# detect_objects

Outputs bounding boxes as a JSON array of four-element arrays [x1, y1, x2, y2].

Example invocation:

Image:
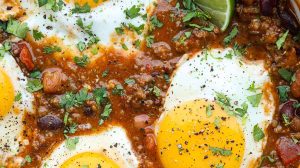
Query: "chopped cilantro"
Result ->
[[43, 45, 61, 54], [99, 103, 112, 125], [124, 5, 141, 19], [282, 114, 291, 126], [150, 15, 163, 30], [214, 117, 220, 128], [127, 23, 144, 35], [125, 78, 135, 85], [183, 11, 210, 22], [233, 43, 246, 57], [146, 35, 154, 48], [247, 81, 259, 92], [206, 105, 212, 117], [134, 39, 141, 49], [6, 18, 29, 39], [76, 18, 93, 36], [76, 41, 86, 52], [60, 88, 92, 109], [223, 26, 238, 45], [153, 86, 161, 97], [253, 124, 265, 142], [93, 87, 108, 105], [26, 79, 43, 93], [24, 155, 32, 163], [102, 69, 109, 77], [234, 102, 248, 117], [65, 137, 79, 150], [278, 68, 293, 82], [209, 147, 232, 156], [87, 36, 100, 47], [32, 29, 45, 41], [115, 27, 124, 35], [74, 55, 89, 67], [0, 41, 11, 58], [72, 3, 91, 13], [247, 93, 262, 107], [277, 85, 290, 103], [112, 84, 124, 96], [215, 92, 231, 107], [276, 30, 289, 50], [14, 92, 22, 102], [121, 43, 128, 50]]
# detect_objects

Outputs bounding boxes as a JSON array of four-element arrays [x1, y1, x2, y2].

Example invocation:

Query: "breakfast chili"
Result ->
[[0, 0, 299, 167]]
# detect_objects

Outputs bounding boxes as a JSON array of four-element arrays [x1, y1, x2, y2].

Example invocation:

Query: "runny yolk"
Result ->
[[0, 68, 14, 117], [156, 99, 245, 168], [60, 152, 119, 168], [65, 0, 105, 8]]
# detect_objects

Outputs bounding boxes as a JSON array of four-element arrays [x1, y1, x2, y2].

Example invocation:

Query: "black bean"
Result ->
[[278, 10, 299, 35], [296, 48, 300, 57], [260, 0, 276, 16], [37, 115, 64, 130], [279, 100, 297, 120], [295, 107, 300, 118], [83, 105, 93, 116]]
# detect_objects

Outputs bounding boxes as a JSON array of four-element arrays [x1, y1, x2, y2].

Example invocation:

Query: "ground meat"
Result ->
[[236, 4, 260, 21], [42, 68, 68, 94], [151, 42, 173, 60]]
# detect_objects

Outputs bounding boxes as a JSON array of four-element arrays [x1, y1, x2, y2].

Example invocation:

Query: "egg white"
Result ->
[[42, 126, 139, 168], [157, 48, 276, 167], [0, 51, 34, 164], [20, 0, 155, 51]]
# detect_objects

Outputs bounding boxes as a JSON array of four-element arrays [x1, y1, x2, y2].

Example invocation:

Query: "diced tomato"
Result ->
[[18, 43, 35, 71], [276, 136, 300, 165]]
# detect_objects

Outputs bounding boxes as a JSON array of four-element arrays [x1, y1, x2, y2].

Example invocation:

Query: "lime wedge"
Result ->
[[194, 0, 235, 31]]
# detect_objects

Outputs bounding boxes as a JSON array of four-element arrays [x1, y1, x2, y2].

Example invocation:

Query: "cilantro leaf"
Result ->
[[26, 79, 43, 93], [278, 68, 293, 82], [0, 41, 11, 58], [14, 92, 22, 102], [112, 84, 124, 96], [74, 55, 89, 67], [99, 103, 112, 125], [223, 26, 238, 45], [209, 147, 232, 156], [253, 124, 265, 142], [93, 87, 108, 105], [277, 85, 290, 103], [6, 18, 29, 39], [146, 35, 154, 48], [247, 93, 262, 107], [124, 78, 135, 85], [150, 15, 163, 30], [72, 3, 91, 13], [276, 30, 289, 50], [124, 5, 141, 19], [153, 86, 161, 97], [32, 29, 45, 41], [43, 45, 61, 54], [65, 137, 79, 150], [76, 41, 86, 52], [206, 105, 212, 117]]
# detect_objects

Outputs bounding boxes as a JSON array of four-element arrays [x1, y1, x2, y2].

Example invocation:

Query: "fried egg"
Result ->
[[0, 50, 34, 164], [42, 126, 139, 168], [20, 0, 155, 54], [155, 48, 276, 168]]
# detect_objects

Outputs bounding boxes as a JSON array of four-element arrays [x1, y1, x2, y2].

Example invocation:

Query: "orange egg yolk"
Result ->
[[60, 152, 119, 168], [65, 0, 105, 8], [0, 68, 14, 117], [156, 99, 245, 168]]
